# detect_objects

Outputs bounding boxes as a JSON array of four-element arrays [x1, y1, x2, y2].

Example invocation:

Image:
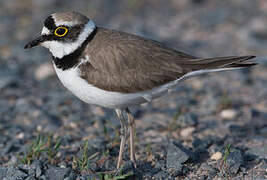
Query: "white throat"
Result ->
[[41, 20, 95, 59]]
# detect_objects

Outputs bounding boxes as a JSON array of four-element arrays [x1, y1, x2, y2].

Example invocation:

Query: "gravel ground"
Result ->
[[0, 0, 266, 179]]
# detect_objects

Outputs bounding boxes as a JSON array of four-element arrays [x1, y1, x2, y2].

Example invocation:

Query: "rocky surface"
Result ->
[[0, 0, 266, 179]]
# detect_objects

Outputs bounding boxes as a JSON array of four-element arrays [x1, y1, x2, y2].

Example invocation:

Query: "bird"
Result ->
[[24, 11, 257, 169]]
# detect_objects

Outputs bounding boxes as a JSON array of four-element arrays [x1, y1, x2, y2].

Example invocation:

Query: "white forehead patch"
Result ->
[[55, 21, 79, 27], [41, 27, 50, 35], [40, 20, 96, 59]]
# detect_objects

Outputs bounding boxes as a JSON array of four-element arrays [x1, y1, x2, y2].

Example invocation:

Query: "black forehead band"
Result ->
[[44, 15, 57, 30]]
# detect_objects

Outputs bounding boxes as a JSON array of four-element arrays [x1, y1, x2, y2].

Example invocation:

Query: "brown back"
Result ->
[[79, 28, 255, 93]]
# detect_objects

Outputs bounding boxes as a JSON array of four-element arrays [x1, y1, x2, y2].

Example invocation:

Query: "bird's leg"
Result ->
[[115, 109, 128, 169], [126, 108, 137, 168]]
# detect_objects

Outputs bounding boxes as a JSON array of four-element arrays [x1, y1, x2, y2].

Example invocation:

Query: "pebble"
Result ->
[[220, 109, 237, 119], [0, 167, 7, 179], [200, 163, 218, 178], [177, 114, 198, 128], [120, 161, 135, 177], [0, 67, 18, 90], [16, 132, 25, 139], [228, 124, 247, 136], [180, 127, 196, 137], [2, 140, 20, 154], [246, 146, 267, 159], [25, 176, 36, 180], [34, 62, 54, 80], [5, 166, 28, 180], [166, 142, 191, 175], [45, 167, 71, 180], [210, 152, 222, 160], [222, 150, 244, 175]]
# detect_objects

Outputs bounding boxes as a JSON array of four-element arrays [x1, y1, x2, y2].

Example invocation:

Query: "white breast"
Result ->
[[53, 63, 151, 109]]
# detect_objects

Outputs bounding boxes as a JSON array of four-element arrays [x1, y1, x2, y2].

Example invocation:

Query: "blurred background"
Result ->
[[0, 0, 266, 179]]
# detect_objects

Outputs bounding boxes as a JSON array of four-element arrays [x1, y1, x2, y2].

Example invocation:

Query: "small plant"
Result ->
[[98, 169, 133, 180], [20, 135, 47, 165], [223, 144, 232, 164], [219, 144, 232, 179], [19, 133, 61, 165], [72, 141, 100, 173], [46, 135, 61, 164], [102, 149, 110, 157], [167, 110, 182, 132], [145, 143, 152, 156], [73, 141, 90, 172]]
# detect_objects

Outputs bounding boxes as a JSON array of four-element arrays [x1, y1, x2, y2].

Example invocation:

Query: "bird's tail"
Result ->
[[187, 55, 257, 70], [180, 55, 257, 80]]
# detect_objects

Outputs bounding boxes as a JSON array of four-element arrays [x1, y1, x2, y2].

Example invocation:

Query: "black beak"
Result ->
[[24, 35, 46, 49]]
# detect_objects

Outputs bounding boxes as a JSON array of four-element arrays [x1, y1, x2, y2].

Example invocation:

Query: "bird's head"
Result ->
[[24, 11, 96, 59]]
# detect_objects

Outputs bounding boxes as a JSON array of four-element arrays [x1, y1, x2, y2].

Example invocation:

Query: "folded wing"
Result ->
[[79, 28, 256, 93]]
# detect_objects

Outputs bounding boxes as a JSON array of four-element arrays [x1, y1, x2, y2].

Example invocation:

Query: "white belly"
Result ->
[[53, 63, 165, 109]]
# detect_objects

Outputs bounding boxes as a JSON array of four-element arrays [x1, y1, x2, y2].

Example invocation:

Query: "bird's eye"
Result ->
[[54, 27, 68, 37]]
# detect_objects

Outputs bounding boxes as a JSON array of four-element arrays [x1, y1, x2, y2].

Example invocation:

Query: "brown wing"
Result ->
[[79, 27, 256, 93]]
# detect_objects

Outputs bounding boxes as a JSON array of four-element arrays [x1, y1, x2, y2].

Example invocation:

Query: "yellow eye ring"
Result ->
[[54, 27, 68, 37]]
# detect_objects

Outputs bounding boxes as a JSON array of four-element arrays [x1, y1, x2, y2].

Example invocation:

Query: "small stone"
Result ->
[[28, 168, 36, 177], [69, 122, 77, 129], [228, 124, 247, 136], [9, 155, 17, 165], [83, 174, 100, 180], [34, 62, 54, 80], [120, 161, 135, 177], [193, 136, 218, 151], [200, 163, 218, 178], [59, 162, 67, 168], [37, 125, 42, 132], [153, 171, 169, 179], [208, 144, 222, 155], [6, 166, 28, 179], [2, 140, 20, 154], [66, 171, 76, 180], [260, 127, 267, 135], [222, 150, 244, 175], [166, 142, 191, 175], [16, 132, 25, 139], [167, 142, 190, 167], [251, 109, 261, 117], [210, 152, 222, 160], [36, 165, 42, 178], [89, 162, 100, 172], [45, 167, 71, 180], [39, 175, 47, 180], [246, 146, 267, 159], [220, 109, 237, 119], [25, 176, 36, 180], [177, 114, 198, 128], [0, 167, 7, 179], [180, 127, 195, 137], [0, 67, 18, 90], [30, 160, 42, 178]]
